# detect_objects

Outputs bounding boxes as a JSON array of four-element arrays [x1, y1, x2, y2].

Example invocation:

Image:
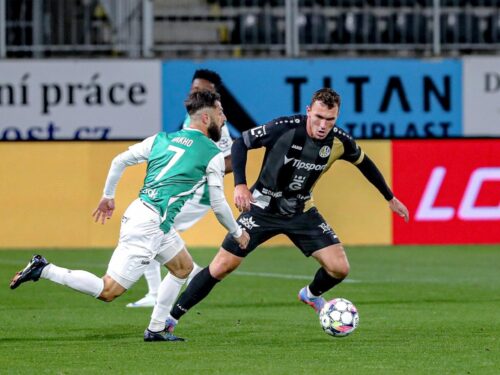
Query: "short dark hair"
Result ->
[[184, 90, 221, 115], [310, 88, 341, 109], [192, 69, 222, 91]]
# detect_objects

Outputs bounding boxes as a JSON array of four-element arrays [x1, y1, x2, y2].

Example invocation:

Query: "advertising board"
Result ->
[[0, 60, 162, 140], [392, 140, 500, 244]]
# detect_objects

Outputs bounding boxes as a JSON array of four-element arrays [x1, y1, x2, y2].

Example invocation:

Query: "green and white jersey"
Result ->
[[130, 129, 223, 233], [102, 128, 241, 237], [183, 114, 232, 205]]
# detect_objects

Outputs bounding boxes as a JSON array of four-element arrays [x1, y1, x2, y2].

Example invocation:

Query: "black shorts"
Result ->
[[222, 206, 340, 258]]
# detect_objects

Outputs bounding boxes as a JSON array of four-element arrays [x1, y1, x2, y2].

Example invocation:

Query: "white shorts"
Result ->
[[106, 198, 185, 289], [174, 190, 210, 232]]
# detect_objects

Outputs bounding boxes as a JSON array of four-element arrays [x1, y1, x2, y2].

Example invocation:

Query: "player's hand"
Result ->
[[234, 229, 250, 250], [389, 197, 409, 223], [92, 197, 115, 224], [234, 184, 255, 212]]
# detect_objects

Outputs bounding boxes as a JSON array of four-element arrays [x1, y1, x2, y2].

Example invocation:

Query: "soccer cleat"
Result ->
[[126, 294, 157, 308], [165, 317, 178, 333], [298, 286, 326, 314], [10, 255, 49, 290], [143, 329, 185, 342]]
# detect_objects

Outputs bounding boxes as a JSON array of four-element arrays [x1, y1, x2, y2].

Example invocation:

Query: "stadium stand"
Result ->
[[2, 0, 500, 58]]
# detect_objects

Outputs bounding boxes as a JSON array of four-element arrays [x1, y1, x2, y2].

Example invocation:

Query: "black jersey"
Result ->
[[242, 115, 365, 216]]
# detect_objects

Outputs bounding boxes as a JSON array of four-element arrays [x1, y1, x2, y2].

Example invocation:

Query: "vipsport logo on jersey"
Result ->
[[239, 216, 260, 230], [284, 156, 326, 171]]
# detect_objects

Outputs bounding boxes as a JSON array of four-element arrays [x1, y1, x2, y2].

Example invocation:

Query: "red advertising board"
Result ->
[[392, 140, 500, 244]]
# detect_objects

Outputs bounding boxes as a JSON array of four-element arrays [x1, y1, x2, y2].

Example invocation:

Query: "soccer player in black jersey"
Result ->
[[164, 88, 409, 334]]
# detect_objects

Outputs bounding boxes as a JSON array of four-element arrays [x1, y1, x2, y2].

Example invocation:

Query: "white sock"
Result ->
[[41, 264, 104, 298], [144, 260, 161, 296], [186, 262, 203, 285], [148, 273, 187, 332], [306, 286, 320, 299]]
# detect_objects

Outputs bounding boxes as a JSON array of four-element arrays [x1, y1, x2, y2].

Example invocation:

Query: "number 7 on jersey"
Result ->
[[154, 145, 185, 181]]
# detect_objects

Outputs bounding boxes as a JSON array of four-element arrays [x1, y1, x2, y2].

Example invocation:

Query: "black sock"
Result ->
[[170, 267, 220, 320], [308, 267, 343, 296]]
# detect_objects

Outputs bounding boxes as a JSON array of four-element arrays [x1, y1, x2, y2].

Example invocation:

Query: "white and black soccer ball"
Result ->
[[319, 298, 359, 337]]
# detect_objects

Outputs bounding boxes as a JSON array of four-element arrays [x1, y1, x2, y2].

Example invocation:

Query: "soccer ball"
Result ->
[[319, 298, 359, 337]]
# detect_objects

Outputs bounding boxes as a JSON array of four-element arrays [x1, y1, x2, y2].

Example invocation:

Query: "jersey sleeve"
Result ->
[[242, 116, 298, 149], [127, 134, 157, 162], [336, 129, 365, 165], [206, 152, 226, 187], [102, 134, 157, 198]]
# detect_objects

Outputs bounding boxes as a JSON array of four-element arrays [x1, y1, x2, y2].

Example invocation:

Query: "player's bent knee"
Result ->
[[98, 295, 114, 303], [331, 264, 350, 280], [324, 260, 350, 280], [98, 290, 119, 302], [172, 263, 193, 279], [209, 248, 242, 279], [98, 275, 126, 302], [166, 249, 194, 279]]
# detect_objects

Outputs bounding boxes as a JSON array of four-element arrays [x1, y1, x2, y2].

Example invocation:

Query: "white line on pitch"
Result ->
[[0, 258, 359, 283]]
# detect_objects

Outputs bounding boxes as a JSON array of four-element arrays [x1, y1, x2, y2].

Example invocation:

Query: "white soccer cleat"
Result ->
[[126, 294, 157, 308]]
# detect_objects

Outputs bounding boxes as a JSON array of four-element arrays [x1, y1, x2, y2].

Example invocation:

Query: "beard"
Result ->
[[207, 121, 222, 142]]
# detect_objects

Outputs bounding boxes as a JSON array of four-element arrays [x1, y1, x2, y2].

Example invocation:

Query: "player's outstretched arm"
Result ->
[[93, 136, 154, 224], [389, 197, 409, 223], [92, 197, 115, 224]]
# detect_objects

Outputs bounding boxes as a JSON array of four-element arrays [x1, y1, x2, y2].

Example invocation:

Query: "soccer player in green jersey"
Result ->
[[10, 90, 250, 342], [126, 69, 235, 308]]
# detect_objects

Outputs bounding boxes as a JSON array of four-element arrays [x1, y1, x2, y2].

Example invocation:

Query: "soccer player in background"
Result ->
[[164, 88, 409, 336], [126, 69, 235, 308], [9, 90, 249, 342]]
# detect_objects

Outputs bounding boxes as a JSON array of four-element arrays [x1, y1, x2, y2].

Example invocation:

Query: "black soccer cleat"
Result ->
[[9, 255, 49, 290], [143, 329, 185, 342]]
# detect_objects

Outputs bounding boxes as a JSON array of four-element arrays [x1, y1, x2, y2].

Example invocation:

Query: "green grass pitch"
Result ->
[[1, 245, 499, 374]]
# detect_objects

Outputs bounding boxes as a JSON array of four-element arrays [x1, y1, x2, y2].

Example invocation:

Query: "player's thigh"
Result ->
[[106, 199, 163, 290], [285, 208, 341, 257], [221, 208, 280, 257], [155, 228, 192, 278]]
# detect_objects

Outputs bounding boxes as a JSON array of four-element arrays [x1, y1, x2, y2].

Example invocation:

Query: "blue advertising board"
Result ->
[[162, 59, 462, 138]]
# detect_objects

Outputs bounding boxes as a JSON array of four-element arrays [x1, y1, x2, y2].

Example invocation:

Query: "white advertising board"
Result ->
[[463, 56, 500, 136], [0, 60, 161, 140]]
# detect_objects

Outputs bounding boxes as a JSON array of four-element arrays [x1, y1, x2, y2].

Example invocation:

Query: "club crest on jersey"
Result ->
[[319, 146, 331, 158], [239, 216, 260, 230], [218, 136, 230, 150], [250, 126, 266, 138]]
